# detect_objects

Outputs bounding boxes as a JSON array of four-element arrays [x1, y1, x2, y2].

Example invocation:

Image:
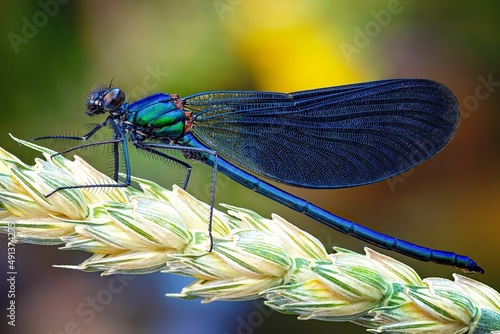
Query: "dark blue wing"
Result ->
[[182, 79, 459, 188]]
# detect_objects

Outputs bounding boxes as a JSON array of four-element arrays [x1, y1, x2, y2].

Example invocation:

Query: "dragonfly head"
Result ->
[[85, 87, 125, 116]]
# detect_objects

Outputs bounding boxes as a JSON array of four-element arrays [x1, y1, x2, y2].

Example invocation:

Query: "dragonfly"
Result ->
[[30, 78, 483, 273]]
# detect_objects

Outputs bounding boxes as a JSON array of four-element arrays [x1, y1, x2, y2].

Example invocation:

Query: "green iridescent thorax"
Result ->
[[127, 93, 186, 139]]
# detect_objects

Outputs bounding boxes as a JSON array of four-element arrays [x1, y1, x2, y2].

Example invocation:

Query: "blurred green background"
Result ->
[[1, 1, 499, 333]]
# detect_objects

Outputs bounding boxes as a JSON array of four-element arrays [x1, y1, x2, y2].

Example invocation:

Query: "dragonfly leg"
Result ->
[[27, 119, 118, 165], [112, 137, 120, 182], [49, 138, 123, 158], [135, 141, 218, 251], [27, 120, 109, 142], [30, 122, 132, 197], [131, 141, 193, 190], [207, 151, 218, 251]]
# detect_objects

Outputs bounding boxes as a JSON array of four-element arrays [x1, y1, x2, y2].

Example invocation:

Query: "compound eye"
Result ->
[[102, 88, 125, 111]]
